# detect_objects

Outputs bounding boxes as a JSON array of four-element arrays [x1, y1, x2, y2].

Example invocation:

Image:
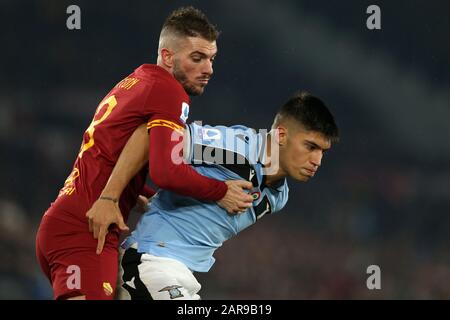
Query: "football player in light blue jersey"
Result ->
[[115, 91, 339, 300]]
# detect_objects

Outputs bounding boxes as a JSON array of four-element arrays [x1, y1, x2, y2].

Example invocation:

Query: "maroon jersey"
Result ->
[[46, 64, 189, 229], [37, 64, 228, 299]]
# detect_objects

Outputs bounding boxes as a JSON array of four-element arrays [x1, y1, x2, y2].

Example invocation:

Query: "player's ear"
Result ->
[[274, 126, 287, 146], [160, 48, 174, 68]]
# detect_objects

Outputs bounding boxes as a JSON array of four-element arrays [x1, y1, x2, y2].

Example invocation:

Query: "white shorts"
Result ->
[[116, 244, 201, 300]]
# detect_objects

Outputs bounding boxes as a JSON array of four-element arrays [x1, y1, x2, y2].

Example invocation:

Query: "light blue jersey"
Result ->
[[122, 123, 289, 272]]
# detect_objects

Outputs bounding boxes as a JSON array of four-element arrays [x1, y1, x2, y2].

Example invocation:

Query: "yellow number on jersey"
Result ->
[[78, 95, 118, 158], [58, 95, 118, 198]]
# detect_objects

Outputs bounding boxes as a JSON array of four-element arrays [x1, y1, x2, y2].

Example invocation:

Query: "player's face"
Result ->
[[280, 128, 331, 182], [172, 37, 217, 96]]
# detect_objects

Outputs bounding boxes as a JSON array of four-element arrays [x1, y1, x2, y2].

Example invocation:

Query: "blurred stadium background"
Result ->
[[1, 0, 449, 299]]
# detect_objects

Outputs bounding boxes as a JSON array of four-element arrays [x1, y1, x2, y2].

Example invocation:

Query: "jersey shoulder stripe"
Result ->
[[147, 119, 184, 134]]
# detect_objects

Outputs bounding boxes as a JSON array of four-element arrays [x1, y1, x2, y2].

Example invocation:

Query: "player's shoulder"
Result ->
[[264, 178, 289, 213], [267, 177, 289, 193], [132, 64, 170, 80], [110, 64, 159, 96], [133, 64, 185, 92], [125, 64, 189, 120]]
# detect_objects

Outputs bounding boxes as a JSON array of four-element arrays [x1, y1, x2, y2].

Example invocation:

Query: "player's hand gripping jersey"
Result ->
[[35, 65, 225, 299], [122, 123, 289, 272]]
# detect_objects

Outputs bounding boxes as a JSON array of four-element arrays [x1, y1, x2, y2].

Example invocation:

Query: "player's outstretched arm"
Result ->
[[148, 126, 254, 213], [86, 123, 149, 255]]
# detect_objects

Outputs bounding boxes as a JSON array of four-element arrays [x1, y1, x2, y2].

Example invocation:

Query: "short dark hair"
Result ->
[[274, 91, 339, 143], [162, 6, 220, 42]]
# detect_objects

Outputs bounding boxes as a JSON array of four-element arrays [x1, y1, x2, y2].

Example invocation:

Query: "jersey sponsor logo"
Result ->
[[180, 102, 190, 123], [159, 285, 184, 299], [103, 282, 114, 296]]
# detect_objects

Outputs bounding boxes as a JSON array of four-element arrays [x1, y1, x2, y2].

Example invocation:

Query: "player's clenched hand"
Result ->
[[217, 180, 254, 214], [86, 197, 129, 255]]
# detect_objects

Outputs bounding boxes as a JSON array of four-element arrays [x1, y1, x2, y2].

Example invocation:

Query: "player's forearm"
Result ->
[[152, 161, 228, 201], [149, 127, 227, 201], [101, 124, 149, 198]]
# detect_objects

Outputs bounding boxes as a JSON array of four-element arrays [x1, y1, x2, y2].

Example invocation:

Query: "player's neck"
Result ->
[[265, 172, 286, 186], [156, 60, 174, 76], [263, 133, 286, 186]]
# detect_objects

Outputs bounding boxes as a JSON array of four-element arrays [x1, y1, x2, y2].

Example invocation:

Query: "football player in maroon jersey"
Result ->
[[36, 6, 253, 300]]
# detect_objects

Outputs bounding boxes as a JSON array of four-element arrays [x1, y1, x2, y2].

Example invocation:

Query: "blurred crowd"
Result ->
[[1, 1, 449, 299], [1, 90, 449, 299]]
